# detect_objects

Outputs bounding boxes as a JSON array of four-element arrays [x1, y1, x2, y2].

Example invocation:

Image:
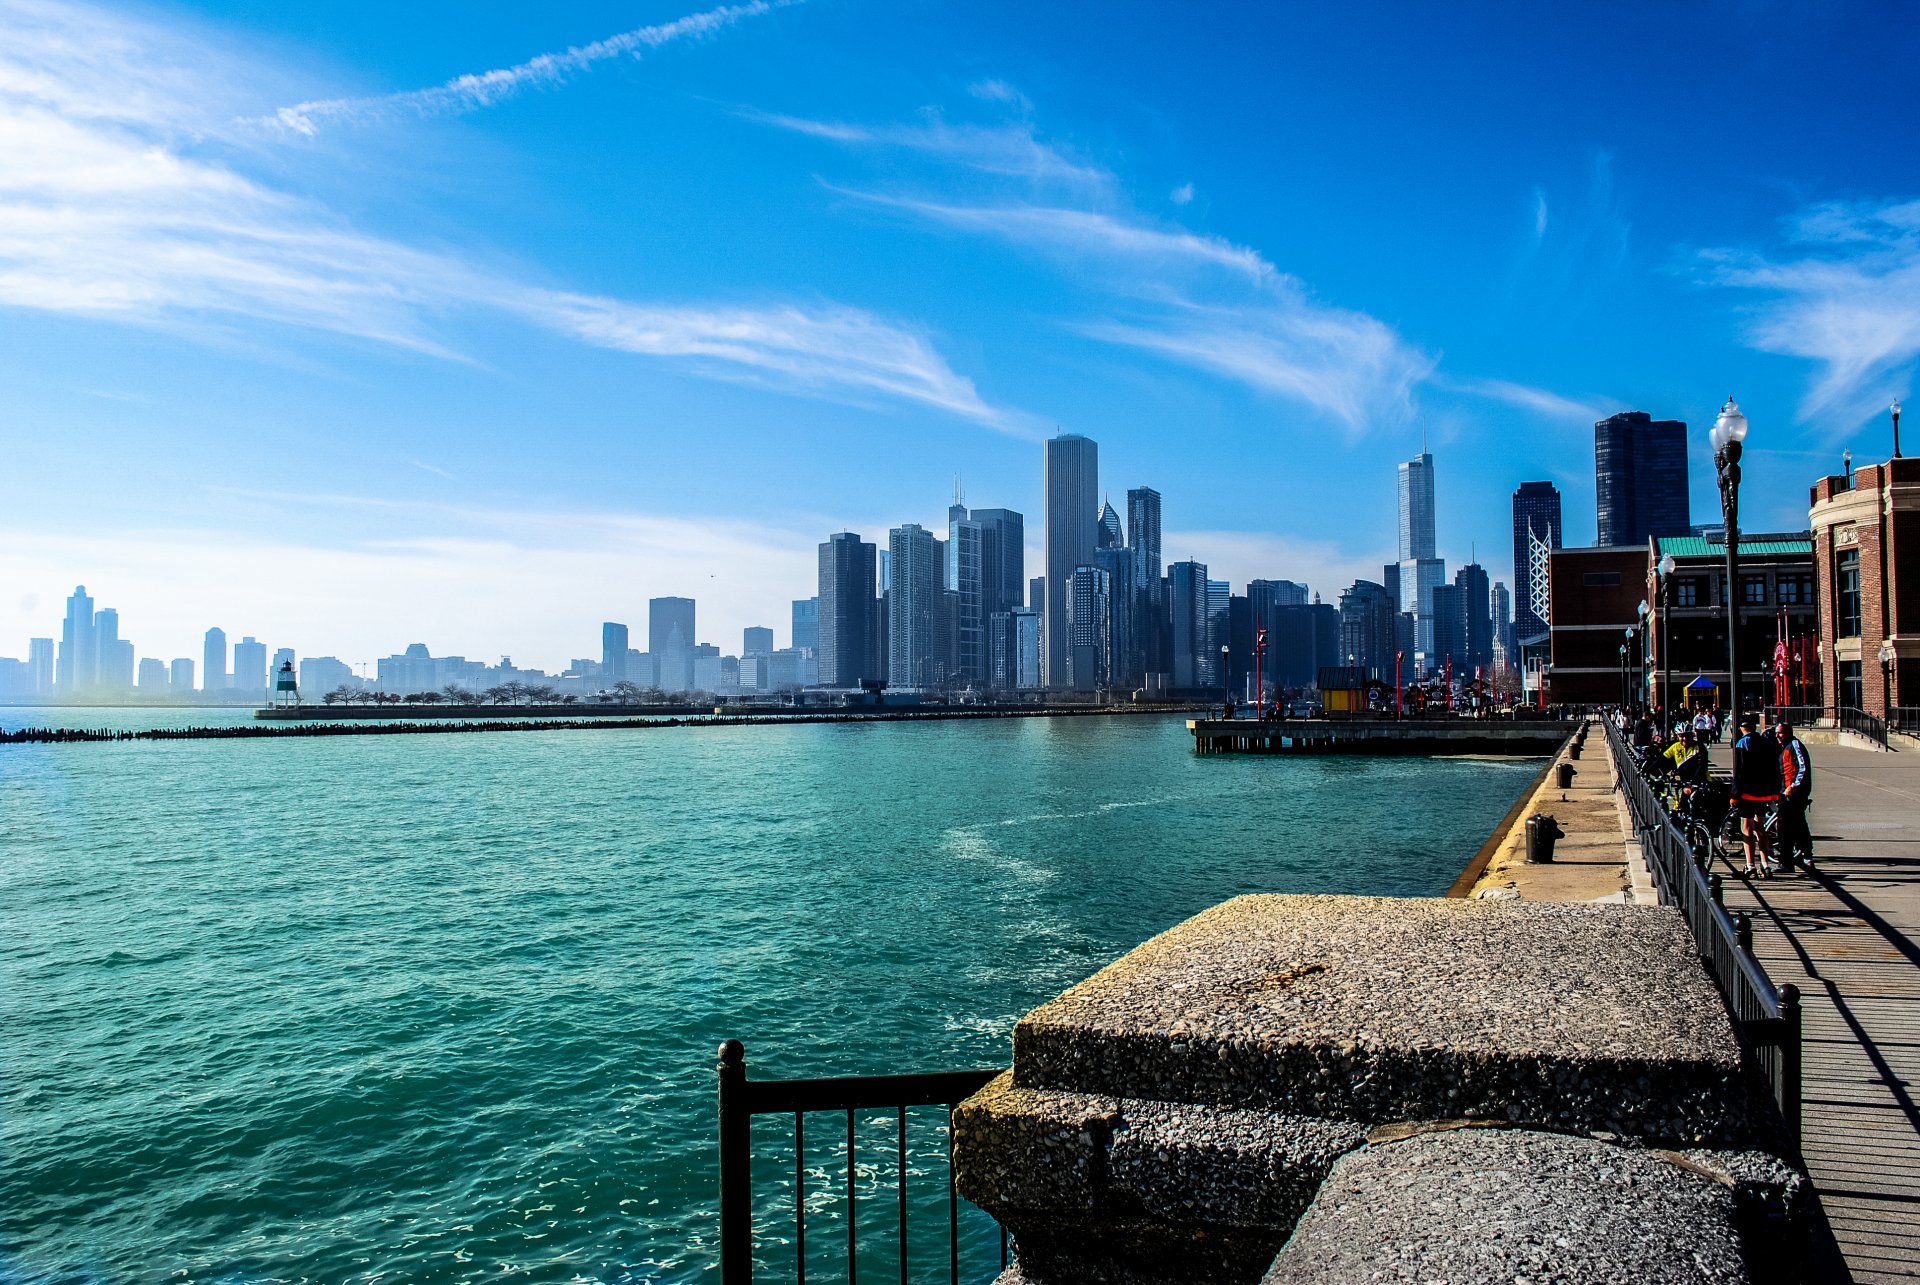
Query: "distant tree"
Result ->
[[610, 680, 642, 704], [524, 683, 558, 704], [557, 692, 579, 706], [323, 686, 350, 706], [442, 684, 475, 704]]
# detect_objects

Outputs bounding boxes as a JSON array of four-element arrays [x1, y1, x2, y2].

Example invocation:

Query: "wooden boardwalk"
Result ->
[[1713, 742, 1920, 1282]]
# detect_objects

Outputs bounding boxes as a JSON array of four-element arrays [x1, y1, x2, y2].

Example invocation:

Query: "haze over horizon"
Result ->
[[3, 0, 1914, 670]]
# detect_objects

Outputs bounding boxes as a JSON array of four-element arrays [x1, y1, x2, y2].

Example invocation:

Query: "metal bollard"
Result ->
[[1556, 762, 1576, 790]]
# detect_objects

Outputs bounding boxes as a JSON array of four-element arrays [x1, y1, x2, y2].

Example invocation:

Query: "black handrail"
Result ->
[[717, 1041, 1006, 1285], [1838, 705, 1891, 749], [1602, 721, 1802, 1150]]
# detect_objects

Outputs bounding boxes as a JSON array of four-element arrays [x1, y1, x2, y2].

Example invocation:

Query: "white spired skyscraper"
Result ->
[[1396, 450, 1446, 666], [1043, 433, 1098, 690]]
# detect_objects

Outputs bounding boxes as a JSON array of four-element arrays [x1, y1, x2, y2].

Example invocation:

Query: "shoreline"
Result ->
[[1445, 720, 1581, 897], [0, 703, 1209, 746]]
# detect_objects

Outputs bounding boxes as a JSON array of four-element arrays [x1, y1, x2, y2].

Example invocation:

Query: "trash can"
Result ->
[[1525, 815, 1564, 864], [1555, 762, 1576, 790]]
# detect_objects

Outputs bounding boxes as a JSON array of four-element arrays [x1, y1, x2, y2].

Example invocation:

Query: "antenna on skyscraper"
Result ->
[[953, 472, 964, 507]]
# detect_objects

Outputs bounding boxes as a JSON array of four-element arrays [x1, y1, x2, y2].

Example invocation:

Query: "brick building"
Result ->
[[1545, 546, 1648, 705], [1643, 533, 1816, 714], [1809, 457, 1920, 716]]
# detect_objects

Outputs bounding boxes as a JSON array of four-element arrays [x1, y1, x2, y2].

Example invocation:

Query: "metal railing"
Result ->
[[1839, 705, 1891, 749], [1602, 721, 1801, 1150], [1764, 705, 1826, 730], [717, 1040, 1007, 1284]]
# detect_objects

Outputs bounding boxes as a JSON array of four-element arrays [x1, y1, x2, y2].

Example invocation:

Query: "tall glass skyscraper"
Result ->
[[601, 622, 629, 681], [1396, 451, 1445, 663], [969, 508, 1025, 622], [947, 504, 985, 685], [202, 625, 228, 692], [1510, 481, 1563, 648], [649, 597, 696, 692], [1594, 412, 1690, 547], [1044, 434, 1098, 689], [58, 585, 95, 693], [888, 523, 939, 690]]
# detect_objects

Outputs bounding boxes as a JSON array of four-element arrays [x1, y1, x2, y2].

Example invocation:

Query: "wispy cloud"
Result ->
[[263, 0, 789, 136], [1701, 197, 1920, 423], [749, 110, 1108, 186], [0, 0, 1009, 428], [1436, 375, 1617, 424]]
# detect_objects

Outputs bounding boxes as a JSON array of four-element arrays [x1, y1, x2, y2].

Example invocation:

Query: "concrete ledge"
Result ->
[[1262, 1128, 1753, 1284], [1011, 895, 1753, 1145]]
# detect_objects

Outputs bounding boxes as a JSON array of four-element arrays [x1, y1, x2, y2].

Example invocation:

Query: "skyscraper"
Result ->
[[743, 627, 774, 656], [1096, 499, 1123, 550], [232, 636, 267, 696], [650, 597, 696, 692], [818, 534, 876, 687], [970, 508, 1025, 621], [169, 657, 195, 692], [1044, 433, 1098, 689], [138, 657, 168, 689], [1491, 581, 1513, 654], [28, 638, 54, 694], [1510, 481, 1563, 648], [1204, 579, 1231, 688], [1064, 565, 1112, 692], [791, 598, 820, 653], [1454, 563, 1492, 671], [888, 523, 939, 690], [1396, 451, 1445, 663], [1594, 412, 1690, 547], [1094, 544, 1135, 689], [1168, 561, 1208, 689], [1429, 583, 1463, 669], [1126, 486, 1165, 681], [601, 622, 629, 682], [93, 607, 129, 692], [1338, 580, 1397, 677], [1126, 487, 1162, 591], [202, 626, 228, 691], [948, 504, 985, 685], [989, 609, 1042, 692], [58, 586, 95, 692], [1398, 452, 1437, 561]]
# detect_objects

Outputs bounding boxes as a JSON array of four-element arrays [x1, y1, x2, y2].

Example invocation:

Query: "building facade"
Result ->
[[817, 533, 877, 688], [1545, 546, 1651, 705], [1510, 481, 1562, 652], [649, 597, 696, 692], [888, 523, 940, 691], [1645, 533, 1816, 714], [1809, 458, 1920, 717]]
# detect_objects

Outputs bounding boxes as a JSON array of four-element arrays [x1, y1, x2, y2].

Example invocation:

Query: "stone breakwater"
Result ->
[[954, 894, 1804, 1284]]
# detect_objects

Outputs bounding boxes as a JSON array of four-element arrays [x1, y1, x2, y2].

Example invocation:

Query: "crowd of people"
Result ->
[[1621, 705, 1815, 879]]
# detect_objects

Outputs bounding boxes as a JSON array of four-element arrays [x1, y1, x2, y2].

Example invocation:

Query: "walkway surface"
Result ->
[[1710, 741, 1920, 1283]]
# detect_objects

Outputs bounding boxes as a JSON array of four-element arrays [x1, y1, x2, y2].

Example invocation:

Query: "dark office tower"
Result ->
[[1044, 434, 1098, 689], [1454, 564, 1492, 671], [1429, 584, 1463, 669], [791, 598, 819, 653], [1168, 560, 1209, 689], [888, 524, 940, 690], [1029, 576, 1045, 614], [1338, 580, 1397, 677], [1227, 594, 1252, 700], [971, 508, 1025, 619], [818, 533, 876, 687], [601, 622, 629, 682], [649, 597, 697, 692], [1382, 562, 1401, 607], [743, 627, 774, 656], [1096, 499, 1124, 550], [202, 626, 228, 692], [1594, 412, 1690, 547], [58, 585, 95, 692], [1510, 481, 1563, 648], [1094, 543, 1135, 689], [1126, 486, 1165, 679], [948, 504, 985, 685]]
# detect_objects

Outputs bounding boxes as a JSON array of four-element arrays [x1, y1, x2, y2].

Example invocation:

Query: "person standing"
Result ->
[[1777, 718, 1815, 872], [1732, 714, 1783, 878]]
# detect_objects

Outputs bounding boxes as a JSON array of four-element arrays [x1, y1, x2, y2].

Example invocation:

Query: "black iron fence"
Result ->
[[1895, 707, 1920, 738], [1603, 721, 1801, 1149], [1838, 705, 1891, 749], [1764, 705, 1826, 731], [717, 1041, 1007, 1284]]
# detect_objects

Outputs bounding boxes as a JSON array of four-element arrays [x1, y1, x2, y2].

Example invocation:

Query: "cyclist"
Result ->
[[1732, 713, 1783, 878], [1664, 725, 1708, 789]]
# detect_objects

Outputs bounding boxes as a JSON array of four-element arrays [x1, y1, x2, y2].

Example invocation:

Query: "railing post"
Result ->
[[1780, 983, 1803, 1154], [1710, 873, 1724, 906], [719, 1040, 753, 1285], [1735, 910, 1753, 954]]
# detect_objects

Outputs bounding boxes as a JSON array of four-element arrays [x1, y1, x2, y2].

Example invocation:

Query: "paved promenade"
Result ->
[[1711, 742, 1920, 1282]]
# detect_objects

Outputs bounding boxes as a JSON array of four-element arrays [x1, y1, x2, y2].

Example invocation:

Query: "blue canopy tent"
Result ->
[[1685, 674, 1718, 708]]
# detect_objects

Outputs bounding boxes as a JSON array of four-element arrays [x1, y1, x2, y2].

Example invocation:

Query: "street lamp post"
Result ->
[[1620, 643, 1630, 710], [1711, 398, 1750, 715], [1880, 640, 1895, 718], [1395, 650, 1404, 720], [1220, 644, 1231, 719], [1658, 553, 1676, 722], [1893, 398, 1903, 459], [1637, 601, 1651, 714]]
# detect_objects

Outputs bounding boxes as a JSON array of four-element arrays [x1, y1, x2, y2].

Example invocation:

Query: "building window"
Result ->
[[1841, 660, 1863, 712], [1778, 574, 1811, 605], [1742, 575, 1768, 605], [1837, 549, 1862, 638], [1583, 571, 1620, 587], [1676, 579, 1699, 608]]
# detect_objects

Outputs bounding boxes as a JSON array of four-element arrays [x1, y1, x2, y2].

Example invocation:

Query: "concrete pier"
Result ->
[[1188, 717, 1572, 756]]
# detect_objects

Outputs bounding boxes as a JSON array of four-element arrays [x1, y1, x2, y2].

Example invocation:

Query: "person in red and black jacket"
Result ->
[[1777, 718, 1815, 872], [1732, 713, 1784, 878]]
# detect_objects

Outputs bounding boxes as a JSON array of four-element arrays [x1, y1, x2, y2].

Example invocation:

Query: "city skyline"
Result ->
[[3, 2, 1914, 670]]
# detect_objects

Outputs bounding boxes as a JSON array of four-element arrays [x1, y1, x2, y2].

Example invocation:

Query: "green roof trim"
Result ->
[[1656, 535, 1812, 558]]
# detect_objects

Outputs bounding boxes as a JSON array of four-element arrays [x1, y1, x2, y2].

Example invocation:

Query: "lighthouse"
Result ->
[[273, 659, 299, 708]]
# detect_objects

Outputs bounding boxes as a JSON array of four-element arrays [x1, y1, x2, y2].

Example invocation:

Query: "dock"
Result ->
[[1188, 716, 1574, 756]]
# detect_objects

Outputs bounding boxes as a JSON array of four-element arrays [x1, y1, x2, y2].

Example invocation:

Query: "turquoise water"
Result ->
[[1, 712, 1536, 1283]]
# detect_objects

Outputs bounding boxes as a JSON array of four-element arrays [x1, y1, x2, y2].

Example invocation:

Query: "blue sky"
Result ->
[[2, 0, 1915, 670]]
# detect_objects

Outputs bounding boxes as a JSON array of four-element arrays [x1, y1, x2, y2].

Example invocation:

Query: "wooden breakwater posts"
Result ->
[[1189, 717, 1575, 756]]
